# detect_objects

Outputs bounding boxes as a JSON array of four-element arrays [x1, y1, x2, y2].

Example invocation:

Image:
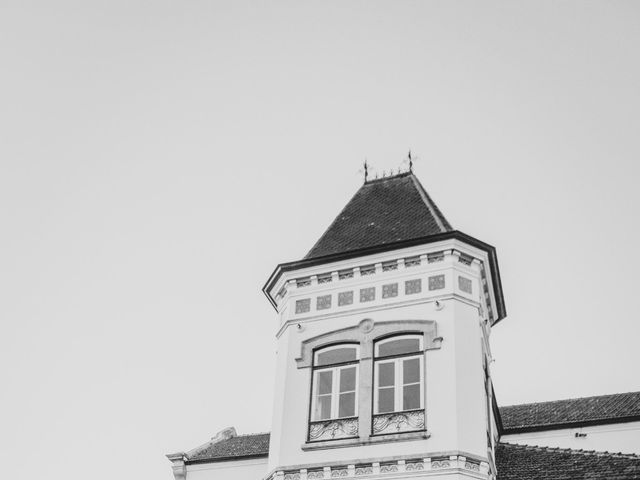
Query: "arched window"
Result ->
[[373, 334, 424, 433], [311, 344, 359, 422]]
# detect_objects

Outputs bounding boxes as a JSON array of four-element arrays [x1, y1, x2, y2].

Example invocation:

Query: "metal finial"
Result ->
[[364, 159, 368, 182], [408, 150, 413, 172]]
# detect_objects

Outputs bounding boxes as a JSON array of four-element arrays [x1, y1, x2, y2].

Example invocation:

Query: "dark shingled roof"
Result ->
[[305, 172, 452, 260], [496, 443, 640, 480], [500, 392, 640, 433], [187, 433, 270, 463]]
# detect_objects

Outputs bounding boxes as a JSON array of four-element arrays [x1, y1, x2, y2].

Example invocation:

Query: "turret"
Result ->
[[263, 171, 506, 479]]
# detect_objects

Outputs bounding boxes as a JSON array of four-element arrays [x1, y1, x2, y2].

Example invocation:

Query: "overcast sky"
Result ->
[[1, 1, 639, 479]]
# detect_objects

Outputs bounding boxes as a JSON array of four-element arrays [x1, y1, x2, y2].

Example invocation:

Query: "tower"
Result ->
[[263, 171, 506, 479]]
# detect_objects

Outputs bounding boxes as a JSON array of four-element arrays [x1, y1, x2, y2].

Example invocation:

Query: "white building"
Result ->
[[167, 171, 640, 480]]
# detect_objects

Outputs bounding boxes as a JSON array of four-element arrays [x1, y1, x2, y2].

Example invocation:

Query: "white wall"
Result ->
[[185, 458, 268, 480], [501, 421, 640, 455]]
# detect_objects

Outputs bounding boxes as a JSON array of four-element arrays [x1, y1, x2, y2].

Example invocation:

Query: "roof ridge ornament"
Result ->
[[358, 159, 370, 183]]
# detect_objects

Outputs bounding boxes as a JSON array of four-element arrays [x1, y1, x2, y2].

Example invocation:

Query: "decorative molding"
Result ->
[[295, 319, 440, 369], [382, 261, 398, 272], [404, 256, 421, 267], [271, 455, 487, 480], [308, 418, 358, 442], [372, 410, 425, 435], [360, 265, 376, 276]]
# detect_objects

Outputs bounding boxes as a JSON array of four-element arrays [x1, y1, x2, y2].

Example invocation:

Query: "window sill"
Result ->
[[301, 430, 430, 451]]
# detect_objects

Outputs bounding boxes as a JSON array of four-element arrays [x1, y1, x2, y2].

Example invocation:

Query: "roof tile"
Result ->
[[305, 172, 452, 259], [496, 442, 640, 479], [187, 433, 270, 462], [500, 392, 640, 433]]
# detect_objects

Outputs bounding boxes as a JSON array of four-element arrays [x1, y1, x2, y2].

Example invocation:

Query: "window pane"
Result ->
[[315, 395, 332, 420], [338, 392, 356, 417], [340, 367, 356, 392], [403, 358, 420, 384], [377, 337, 421, 357], [403, 384, 421, 410], [378, 362, 395, 387], [316, 347, 357, 366], [317, 370, 333, 395], [378, 387, 395, 413]]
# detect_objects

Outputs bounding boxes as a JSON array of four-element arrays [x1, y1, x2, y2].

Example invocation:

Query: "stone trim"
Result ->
[[266, 453, 490, 480], [295, 319, 440, 369]]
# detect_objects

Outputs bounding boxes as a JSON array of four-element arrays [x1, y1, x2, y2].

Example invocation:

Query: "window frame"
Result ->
[[310, 344, 360, 422], [373, 334, 425, 415]]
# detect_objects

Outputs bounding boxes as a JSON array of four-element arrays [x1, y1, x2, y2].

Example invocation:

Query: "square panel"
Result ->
[[458, 276, 472, 294], [405, 279, 422, 295], [316, 295, 332, 310], [428, 275, 445, 290], [360, 287, 375, 302], [382, 283, 398, 298], [295, 298, 311, 313], [338, 291, 353, 306]]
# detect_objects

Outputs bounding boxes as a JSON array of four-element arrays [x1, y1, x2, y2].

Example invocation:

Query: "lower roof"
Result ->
[[500, 391, 640, 433], [496, 443, 640, 479]]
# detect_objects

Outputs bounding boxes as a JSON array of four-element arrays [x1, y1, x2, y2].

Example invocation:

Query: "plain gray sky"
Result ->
[[1, 1, 639, 479]]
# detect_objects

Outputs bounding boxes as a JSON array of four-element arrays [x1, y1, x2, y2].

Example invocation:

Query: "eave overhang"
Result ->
[[501, 415, 640, 435], [263, 230, 507, 323]]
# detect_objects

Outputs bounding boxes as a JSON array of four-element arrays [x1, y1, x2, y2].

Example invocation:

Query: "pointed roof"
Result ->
[[305, 172, 453, 259]]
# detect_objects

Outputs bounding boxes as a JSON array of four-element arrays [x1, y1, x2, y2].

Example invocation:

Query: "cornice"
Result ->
[[263, 231, 506, 323]]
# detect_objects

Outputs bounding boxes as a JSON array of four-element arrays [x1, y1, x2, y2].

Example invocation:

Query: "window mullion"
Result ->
[[332, 367, 339, 418], [395, 359, 402, 412]]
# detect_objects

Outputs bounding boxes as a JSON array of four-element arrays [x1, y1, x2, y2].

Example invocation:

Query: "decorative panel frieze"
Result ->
[[273, 456, 488, 480], [379, 464, 398, 473], [295, 299, 311, 314], [427, 251, 444, 263], [317, 274, 332, 284], [382, 283, 398, 298], [316, 295, 332, 310], [360, 287, 375, 302], [296, 277, 311, 288], [458, 254, 473, 266], [382, 260, 398, 272], [428, 275, 445, 290], [355, 466, 373, 476], [308, 417, 358, 442], [405, 279, 422, 295], [458, 276, 472, 294], [405, 462, 425, 471], [404, 256, 421, 267], [360, 265, 375, 276], [338, 291, 353, 306], [465, 462, 480, 471], [372, 409, 425, 435], [338, 269, 354, 280]]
